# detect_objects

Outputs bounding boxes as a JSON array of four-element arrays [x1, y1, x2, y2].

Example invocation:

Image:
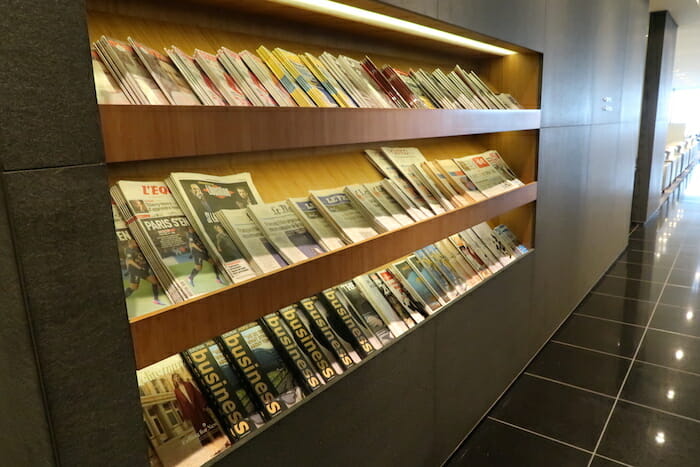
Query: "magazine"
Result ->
[[137, 354, 230, 467], [390, 260, 442, 313], [434, 239, 483, 289], [239, 50, 297, 107], [335, 281, 394, 346], [299, 296, 360, 367], [90, 48, 131, 104], [459, 229, 503, 274], [337, 55, 394, 108], [129, 37, 201, 105], [301, 53, 357, 107], [166, 46, 228, 106], [256, 46, 315, 107], [193, 49, 251, 106], [218, 47, 277, 106], [273, 48, 338, 107], [377, 268, 430, 321], [321, 288, 378, 358], [318, 52, 374, 108]]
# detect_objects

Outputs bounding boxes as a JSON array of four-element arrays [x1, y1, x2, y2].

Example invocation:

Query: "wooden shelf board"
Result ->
[[99, 105, 541, 163], [130, 182, 537, 369]]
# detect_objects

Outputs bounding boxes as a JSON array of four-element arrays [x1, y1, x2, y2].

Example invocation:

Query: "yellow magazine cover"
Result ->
[[256, 46, 314, 107], [301, 53, 356, 108], [273, 48, 338, 108]]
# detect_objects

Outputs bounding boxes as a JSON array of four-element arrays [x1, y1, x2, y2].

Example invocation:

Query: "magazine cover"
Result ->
[[336, 280, 394, 346], [337, 55, 394, 108], [96, 36, 170, 105], [381, 66, 429, 109], [380, 147, 446, 215], [166, 46, 228, 106], [377, 268, 430, 321], [112, 181, 226, 300], [299, 297, 357, 369], [287, 197, 346, 251], [460, 229, 504, 274], [363, 182, 415, 227], [353, 274, 409, 337], [471, 222, 516, 266], [274, 48, 338, 107], [277, 305, 344, 379], [367, 272, 417, 329], [239, 50, 297, 107], [182, 341, 265, 441], [318, 52, 374, 108], [219, 323, 304, 419], [193, 49, 251, 106], [361, 57, 409, 108], [301, 53, 357, 108], [421, 244, 467, 293], [415, 247, 461, 298], [166, 172, 263, 283], [215, 209, 288, 275], [90, 48, 131, 104], [391, 260, 443, 313], [435, 239, 483, 289], [218, 47, 277, 107], [247, 201, 326, 264], [391, 67, 437, 108], [407, 256, 452, 303], [112, 202, 171, 318], [321, 288, 378, 358], [493, 224, 529, 255], [138, 355, 230, 467], [256, 46, 315, 107], [345, 184, 403, 232], [260, 312, 327, 393], [129, 38, 201, 106], [309, 189, 378, 243], [448, 233, 492, 280]]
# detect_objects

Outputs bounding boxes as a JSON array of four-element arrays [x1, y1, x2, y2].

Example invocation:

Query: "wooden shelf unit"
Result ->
[[100, 106, 541, 163], [129, 182, 537, 369]]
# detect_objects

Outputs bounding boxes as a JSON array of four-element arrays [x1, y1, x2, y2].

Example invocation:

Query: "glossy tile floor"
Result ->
[[448, 172, 700, 466]]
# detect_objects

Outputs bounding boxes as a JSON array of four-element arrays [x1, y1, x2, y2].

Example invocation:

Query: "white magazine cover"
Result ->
[[90, 48, 131, 104], [380, 147, 447, 215], [247, 201, 326, 264], [194, 49, 251, 106], [111, 180, 226, 300], [364, 149, 433, 218], [377, 268, 430, 321], [167, 46, 227, 106], [344, 184, 403, 232], [218, 47, 277, 106], [415, 247, 461, 298], [454, 153, 515, 198], [287, 197, 346, 251], [337, 55, 394, 108], [482, 150, 525, 186], [435, 239, 482, 289], [389, 260, 442, 313], [129, 37, 201, 105], [96, 36, 169, 105], [407, 254, 454, 303], [302, 53, 358, 108], [165, 172, 263, 283], [448, 233, 492, 280], [353, 274, 409, 337], [309, 189, 378, 243], [363, 182, 414, 227], [493, 224, 529, 255], [460, 228, 503, 274], [471, 222, 516, 265], [215, 209, 288, 274], [421, 244, 467, 294], [319, 53, 373, 108]]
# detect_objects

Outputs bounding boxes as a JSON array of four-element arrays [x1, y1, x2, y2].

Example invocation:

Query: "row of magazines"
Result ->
[[92, 35, 520, 110], [111, 146, 526, 319], [139, 225, 528, 467]]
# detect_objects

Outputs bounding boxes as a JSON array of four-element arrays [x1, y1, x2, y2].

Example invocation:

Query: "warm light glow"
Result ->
[[666, 389, 675, 400], [675, 349, 685, 360], [686, 310, 694, 321], [267, 0, 518, 56], [655, 431, 666, 444]]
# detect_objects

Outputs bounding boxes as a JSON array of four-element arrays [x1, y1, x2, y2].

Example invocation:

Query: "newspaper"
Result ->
[[436, 159, 485, 202], [482, 150, 524, 186], [363, 182, 415, 226], [287, 197, 346, 251], [166, 172, 263, 283], [345, 184, 403, 232], [215, 209, 288, 274], [309, 188, 378, 243], [247, 201, 325, 264], [454, 154, 515, 197], [111, 180, 226, 300]]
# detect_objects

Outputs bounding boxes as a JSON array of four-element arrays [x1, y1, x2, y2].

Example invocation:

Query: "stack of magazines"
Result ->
[[92, 35, 522, 110]]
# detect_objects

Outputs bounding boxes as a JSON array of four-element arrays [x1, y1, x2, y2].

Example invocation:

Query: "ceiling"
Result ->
[[650, 0, 700, 89]]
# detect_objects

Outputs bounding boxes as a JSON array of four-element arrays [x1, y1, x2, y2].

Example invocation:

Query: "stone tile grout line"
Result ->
[[587, 240, 684, 465]]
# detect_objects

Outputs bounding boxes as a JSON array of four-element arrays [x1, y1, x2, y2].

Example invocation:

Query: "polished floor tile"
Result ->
[[636, 329, 700, 374], [658, 284, 700, 308], [527, 342, 630, 396], [666, 267, 700, 287], [447, 419, 591, 467], [597, 401, 700, 467], [620, 362, 700, 421], [592, 276, 664, 302], [650, 304, 700, 338], [606, 261, 671, 283], [490, 375, 614, 450], [617, 250, 676, 266], [628, 238, 681, 253], [575, 293, 654, 326], [554, 315, 645, 358], [589, 456, 629, 466]]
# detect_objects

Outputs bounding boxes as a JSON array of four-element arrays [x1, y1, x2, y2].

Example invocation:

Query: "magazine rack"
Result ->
[[0, 0, 549, 465]]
